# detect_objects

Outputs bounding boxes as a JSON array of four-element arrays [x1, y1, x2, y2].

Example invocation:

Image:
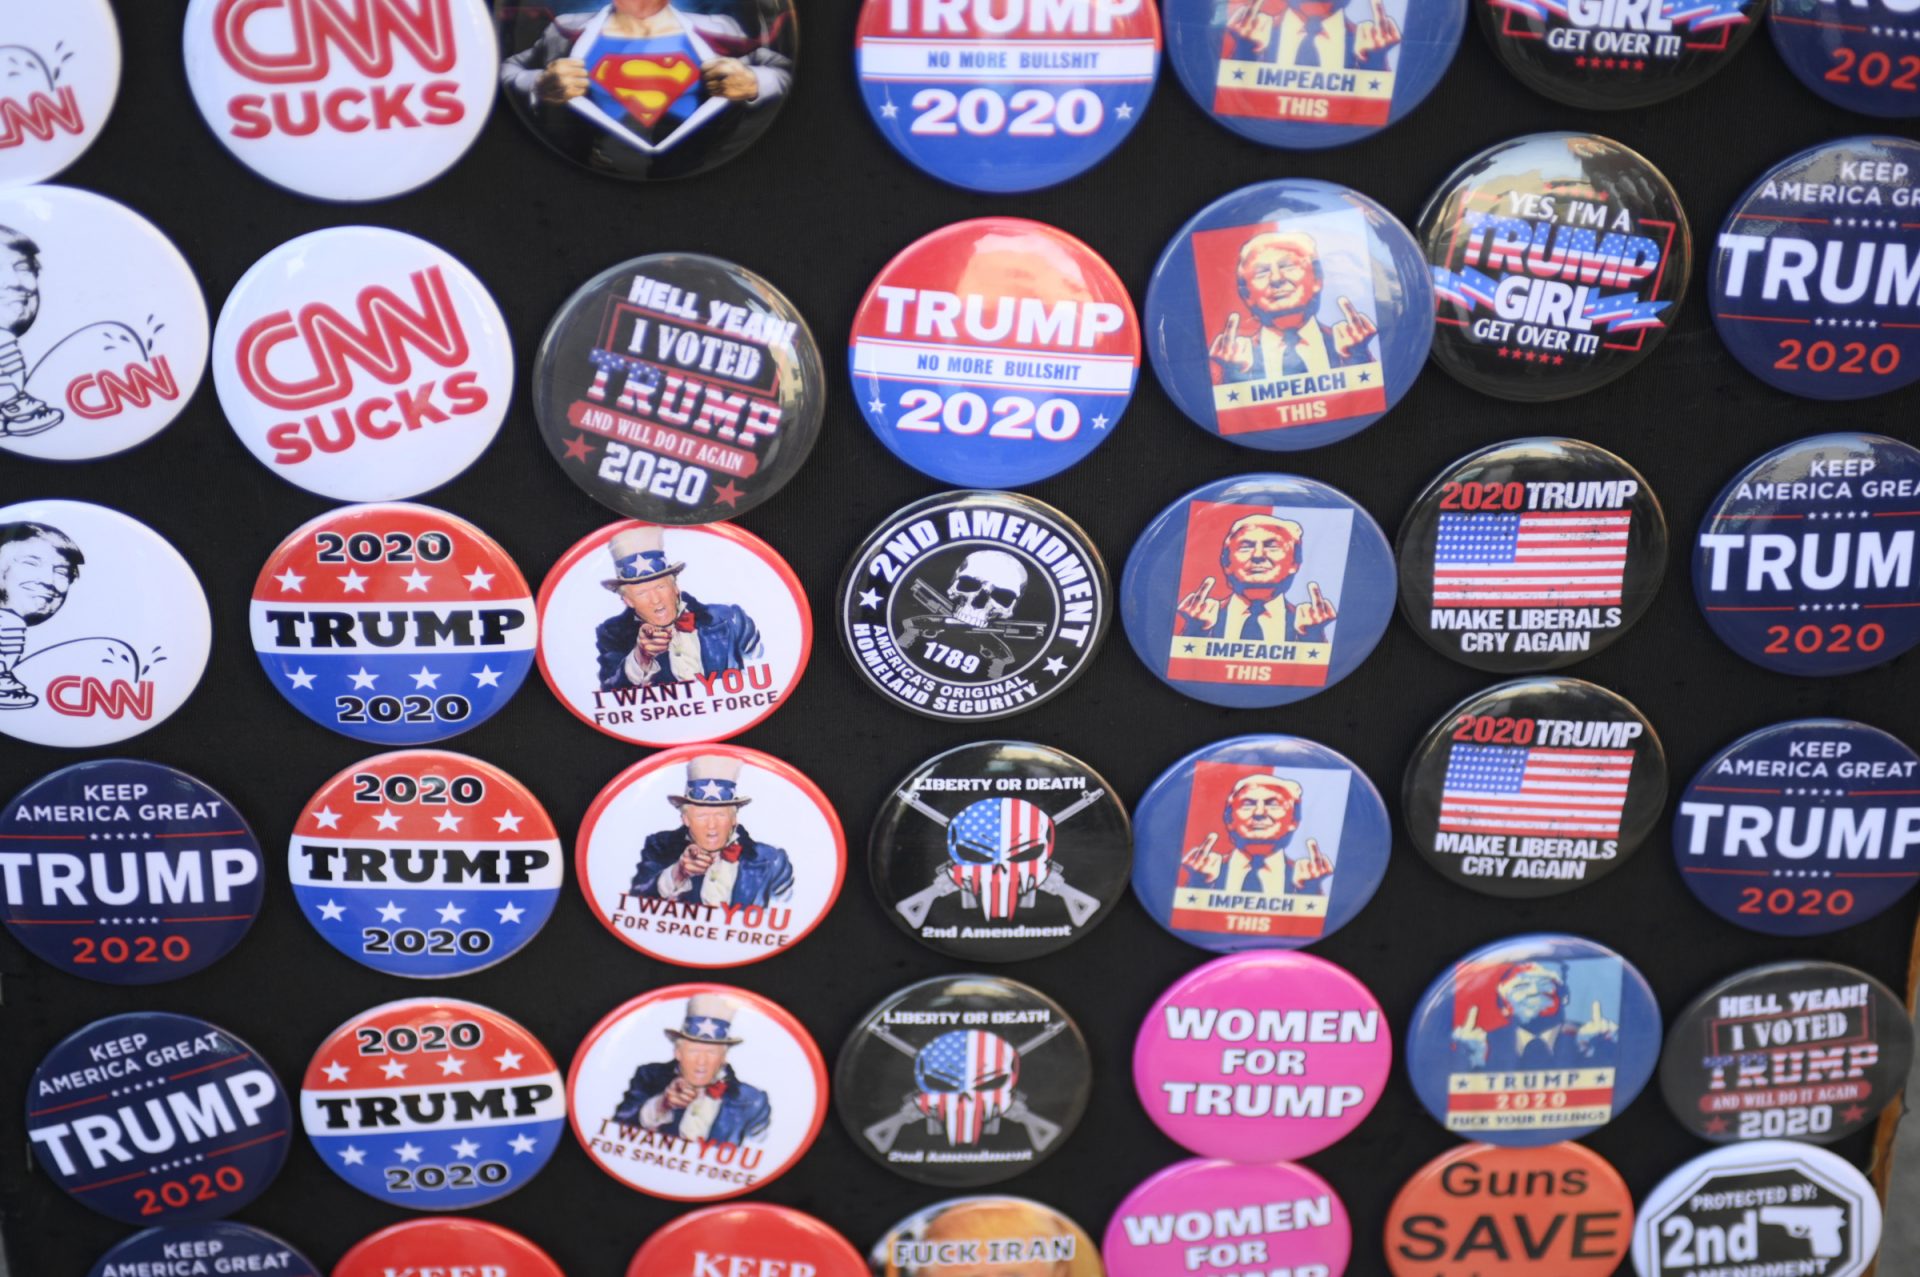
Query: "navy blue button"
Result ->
[[1166, 0, 1464, 149], [1694, 433, 1920, 676], [1146, 180, 1432, 450], [1477, 0, 1766, 109], [1773, 2, 1920, 118], [1132, 734, 1391, 951], [1121, 475, 1396, 707], [1674, 718, 1920, 936], [89, 1223, 320, 1277], [1405, 933, 1662, 1147]]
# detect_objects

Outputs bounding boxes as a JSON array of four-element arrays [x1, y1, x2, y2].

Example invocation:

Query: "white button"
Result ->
[[0, 0, 121, 189]]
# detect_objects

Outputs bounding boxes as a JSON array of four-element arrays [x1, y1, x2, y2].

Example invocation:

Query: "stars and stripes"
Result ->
[[945, 797, 1054, 920], [1582, 291, 1670, 333], [1432, 511, 1632, 608], [1440, 743, 1634, 839], [914, 1030, 1018, 1146]]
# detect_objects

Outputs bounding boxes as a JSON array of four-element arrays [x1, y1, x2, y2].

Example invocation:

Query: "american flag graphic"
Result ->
[[946, 798, 1054, 920], [914, 1030, 1018, 1146], [1432, 511, 1632, 608], [1440, 744, 1633, 839]]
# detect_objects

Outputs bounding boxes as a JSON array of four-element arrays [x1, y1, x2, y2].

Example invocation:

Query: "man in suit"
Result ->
[[1453, 961, 1620, 1071], [1207, 231, 1380, 384], [1180, 773, 1334, 897], [1223, 0, 1402, 72], [0, 521, 81, 710], [594, 525, 763, 692], [1174, 513, 1338, 645], [613, 993, 771, 1143], [0, 229, 61, 437], [630, 754, 794, 908]]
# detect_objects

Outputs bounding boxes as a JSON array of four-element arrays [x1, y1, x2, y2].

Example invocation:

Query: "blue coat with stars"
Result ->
[[631, 826, 793, 906], [595, 591, 763, 691], [614, 1061, 770, 1144]]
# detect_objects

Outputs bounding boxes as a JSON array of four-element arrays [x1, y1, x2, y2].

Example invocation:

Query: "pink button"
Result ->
[[1103, 1158, 1351, 1277]]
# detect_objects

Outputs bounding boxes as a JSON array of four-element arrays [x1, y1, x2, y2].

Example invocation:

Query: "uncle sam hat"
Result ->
[[668, 755, 752, 809], [602, 526, 685, 591], [665, 992, 745, 1045]]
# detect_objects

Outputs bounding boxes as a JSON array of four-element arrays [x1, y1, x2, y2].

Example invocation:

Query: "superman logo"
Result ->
[[591, 53, 699, 128]]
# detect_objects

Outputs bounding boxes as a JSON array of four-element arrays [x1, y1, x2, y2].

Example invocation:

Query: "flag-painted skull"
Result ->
[[946, 797, 1055, 920], [913, 1029, 1019, 1146], [947, 550, 1028, 626]]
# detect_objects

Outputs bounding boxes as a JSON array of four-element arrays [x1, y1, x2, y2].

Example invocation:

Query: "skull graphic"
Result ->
[[947, 550, 1028, 626], [947, 797, 1055, 920], [914, 1029, 1019, 1146]]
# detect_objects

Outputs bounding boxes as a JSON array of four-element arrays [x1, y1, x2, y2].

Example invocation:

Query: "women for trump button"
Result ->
[[1104, 1159, 1352, 1277]]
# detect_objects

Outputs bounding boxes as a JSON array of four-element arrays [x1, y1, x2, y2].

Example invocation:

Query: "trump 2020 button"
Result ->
[[1105, 1159, 1352, 1277], [0, 0, 119, 188], [0, 760, 262, 983], [335, 1218, 563, 1277], [1673, 719, 1920, 935], [636, 1204, 865, 1277], [1402, 678, 1668, 899], [1659, 960, 1914, 1144], [569, 984, 827, 1201], [856, 0, 1159, 193], [88, 1223, 320, 1277], [1631, 1142, 1882, 1277], [211, 226, 512, 501], [1132, 735, 1390, 951], [26, 1012, 290, 1224], [1133, 951, 1389, 1160], [1773, 0, 1920, 116], [851, 220, 1139, 487], [1147, 179, 1432, 449], [538, 519, 810, 745], [1714, 138, 1920, 399], [1406, 933, 1661, 1147], [0, 185, 207, 462], [1421, 133, 1690, 402], [534, 254, 825, 524], [1121, 475, 1395, 707], [838, 491, 1109, 721], [1477, 0, 1764, 109], [302, 998, 565, 1208], [0, 499, 211, 748], [251, 504, 535, 743], [837, 975, 1091, 1188], [578, 745, 846, 968], [1397, 438, 1668, 671], [1383, 1141, 1633, 1277], [290, 750, 562, 975], [872, 1197, 1103, 1277]]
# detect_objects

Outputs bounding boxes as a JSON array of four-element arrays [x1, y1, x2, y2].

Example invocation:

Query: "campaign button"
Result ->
[[211, 226, 512, 502], [837, 974, 1090, 1187], [0, 499, 211, 748], [302, 998, 564, 1208], [1477, 0, 1764, 107], [1673, 719, 1920, 935], [0, 760, 263, 983], [1659, 960, 1914, 1145], [25, 1012, 290, 1224], [182, 0, 496, 201], [1132, 735, 1390, 950], [569, 983, 827, 1200], [1103, 1159, 1352, 1277], [1121, 475, 1395, 707], [1694, 434, 1920, 675], [493, 0, 799, 182], [0, 185, 208, 462], [535, 253, 825, 523], [851, 220, 1139, 486], [251, 504, 535, 743], [87, 1222, 320, 1277], [1773, 1, 1920, 116], [578, 745, 845, 968], [1397, 438, 1668, 670], [290, 750, 562, 975], [871, 1198, 1102, 1277], [1384, 1141, 1633, 1277], [538, 519, 810, 745], [1713, 138, 1920, 399], [1133, 953, 1388, 1160], [1147, 179, 1432, 449], [0, 0, 119, 188], [1406, 933, 1661, 1147], [838, 491, 1108, 721], [857, 0, 1160, 192], [335, 1218, 564, 1277], [1402, 677, 1668, 898], [634, 1204, 865, 1277], [1631, 1141, 1882, 1277]]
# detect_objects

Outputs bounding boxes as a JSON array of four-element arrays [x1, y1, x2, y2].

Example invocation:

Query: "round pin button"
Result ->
[[1121, 475, 1395, 707], [1133, 735, 1390, 950], [636, 1204, 865, 1277], [873, 742, 1130, 961], [182, 0, 496, 201], [1397, 438, 1668, 670], [538, 518, 810, 745], [493, 0, 798, 181], [1713, 138, 1920, 400], [851, 220, 1140, 487], [252, 504, 535, 743], [0, 185, 208, 462], [26, 1012, 290, 1224], [1773, 2, 1920, 115], [302, 998, 565, 1208], [1403, 678, 1668, 898], [1134, 952, 1389, 1160], [211, 227, 512, 501], [1406, 933, 1661, 1147], [0, 499, 211, 748], [1659, 960, 1914, 1145], [335, 1218, 564, 1277], [0, 0, 119, 188], [535, 253, 824, 523], [872, 1197, 1103, 1277], [1384, 1141, 1633, 1277], [837, 975, 1090, 1187], [838, 491, 1108, 721], [578, 745, 845, 967], [0, 760, 263, 983], [88, 1223, 320, 1277], [1673, 719, 1920, 936], [1147, 179, 1432, 449], [1105, 1159, 1352, 1277], [1477, 0, 1765, 108], [1419, 133, 1690, 402], [290, 750, 562, 976]]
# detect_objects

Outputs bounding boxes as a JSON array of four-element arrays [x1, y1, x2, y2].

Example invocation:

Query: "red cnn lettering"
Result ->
[[47, 677, 155, 721], [214, 0, 460, 84], [236, 267, 471, 411], [0, 89, 85, 149], [66, 357, 181, 420]]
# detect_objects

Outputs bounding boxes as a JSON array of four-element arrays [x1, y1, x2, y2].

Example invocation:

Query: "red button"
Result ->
[[333, 1218, 564, 1277], [627, 1204, 863, 1277]]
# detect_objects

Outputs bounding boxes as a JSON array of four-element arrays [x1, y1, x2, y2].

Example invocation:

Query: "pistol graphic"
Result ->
[[1759, 1206, 1846, 1258]]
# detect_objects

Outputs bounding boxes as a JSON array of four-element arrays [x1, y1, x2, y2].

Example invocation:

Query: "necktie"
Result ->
[[674, 610, 699, 632], [1240, 856, 1266, 893], [717, 842, 743, 862], [1281, 328, 1309, 375], [1298, 17, 1324, 66], [1240, 600, 1267, 641], [1519, 1035, 1552, 1067]]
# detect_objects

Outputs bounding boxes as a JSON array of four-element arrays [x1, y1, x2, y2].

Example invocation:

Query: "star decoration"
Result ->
[[713, 479, 745, 508], [1115, 103, 1133, 118], [1842, 1105, 1868, 1124], [401, 569, 432, 593], [1042, 656, 1067, 676], [509, 1134, 538, 1155], [562, 434, 595, 463], [867, 397, 885, 414], [377, 900, 406, 923], [495, 1049, 525, 1072], [434, 811, 464, 833], [1092, 413, 1109, 430], [437, 1054, 467, 1076], [348, 667, 378, 690], [463, 567, 495, 591], [374, 809, 403, 832], [410, 666, 442, 689], [696, 781, 726, 800], [1703, 1115, 1728, 1134], [472, 665, 503, 688], [691, 1017, 721, 1038], [859, 588, 882, 610], [395, 1142, 423, 1164], [437, 900, 466, 923], [880, 100, 899, 119], [313, 806, 342, 830], [452, 1138, 481, 1159], [317, 899, 346, 922], [323, 1061, 350, 1083], [381, 1058, 409, 1080], [339, 1145, 367, 1166], [339, 570, 369, 593], [286, 668, 317, 691], [496, 901, 525, 924], [495, 811, 524, 833], [275, 569, 305, 593]]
